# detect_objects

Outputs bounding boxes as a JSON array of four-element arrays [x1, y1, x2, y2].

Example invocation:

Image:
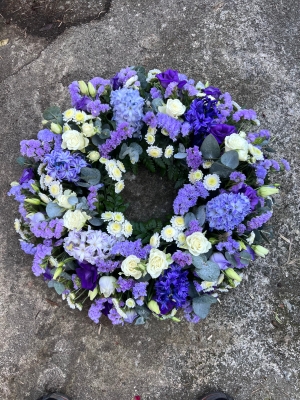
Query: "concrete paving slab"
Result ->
[[0, 0, 300, 399]]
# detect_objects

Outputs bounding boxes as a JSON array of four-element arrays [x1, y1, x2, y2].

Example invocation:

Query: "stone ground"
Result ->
[[0, 0, 300, 399]]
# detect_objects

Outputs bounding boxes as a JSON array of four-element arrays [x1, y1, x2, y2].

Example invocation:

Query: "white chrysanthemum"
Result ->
[[108, 166, 122, 181], [150, 233, 160, 248], [170, 216, 185, 231], [14, 218, 21, 233], [117, 160, 126, 173], [115, 180, 125, 194], [164, 145, 174, 158], [43, 174, 54, 187], [161, 225, 178, 242], [202, 160, 213, 169], [123, 221, 133, 238], [39, 175, 46, 190], [203, 174, 220, 191], [107, 221, 123, 237], [176, 232, 186, 246], [37, 163, 45, 176], [113, 212, 124, 223], [48, 181, 63, 198], [73, 110, 87, 124], [145, 132, 155, 145], [67, 294, 76, 309], [188, 169, 203, 184], [63, 108, 76, 122], [101, 211, 114, 222], [125, 298, 136, 308], [147, 146, 163, 158]]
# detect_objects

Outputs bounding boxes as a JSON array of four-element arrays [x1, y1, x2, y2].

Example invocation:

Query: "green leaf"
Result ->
[[209, 161, 233, 178], [195, 261, 220, 281], [184, 212, 196, 227], [43, 106, 63, 126], [200, 134, 221, 159], [153, 157, 166, 169], [91, 134, 104, 146], [89, 217, 103, 226], [143, 157, 155, 173], [192, 255, 206, 269], [239, 250, 252, 266], [135, 316, 145, 325], [53, 281, 65, 295], [16, 156, 26, 166], [221, 150, 239, 169], [192, 295, 218, 319]]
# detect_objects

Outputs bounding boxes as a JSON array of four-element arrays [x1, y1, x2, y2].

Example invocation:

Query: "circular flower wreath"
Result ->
[[9, 67, 290, 325]]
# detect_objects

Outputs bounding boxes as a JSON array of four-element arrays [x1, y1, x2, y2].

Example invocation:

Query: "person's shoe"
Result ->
[[198, 392, 234, 400], [37, 393, 71, 400]]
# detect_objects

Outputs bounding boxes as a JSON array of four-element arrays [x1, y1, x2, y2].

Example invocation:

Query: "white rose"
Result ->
[[224, 133, 249, 161], [186, 232, 212, 256], [81, 122, 96, 137], [121, 255, 142, 279], [158, 99, 186, 119], [61, 130, 89, 151], [99, 276, 117, 298], [63, 209, 91, 231], [56, 190, 77, 209], [146, 248, 171, 279]]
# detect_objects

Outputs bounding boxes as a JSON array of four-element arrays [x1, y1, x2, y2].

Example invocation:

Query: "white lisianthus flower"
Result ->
[[73, 110, 87, 124], [248, 144, 264, 161], [101, 211, 114, 221], [225, 133, 249, 161], [246, 231, 255, 245], [122, 221, 133, 238], [146, 248, 172, 279], [124, 75, 138, 88], [39, 193, 51, 204], [107, 221, 123, 237], [164, 145, 174, 158], [48, 181, 63, 198], [150, 232, 160, 248], [125, 298, 136, 308], [203, 174, 221, 191], [147, 146, 163, 158], [121, 255, 142, 279], [112, 298, 128, 318], [188, 169, 203, 184], [170, 216, 185, 231], [99, 276, 117, 298], [161, 225, 178, 242], [63, 108, 76, 122], [146, 69, 161, 82], [186, 232, 212, 256], [63, 209, 91, 231], [61, 130, 89, 151], [87, 151, 100, 162], [81, 122, 96, 137], [115, 180, 125, 194], [56, 190, 77, 209]]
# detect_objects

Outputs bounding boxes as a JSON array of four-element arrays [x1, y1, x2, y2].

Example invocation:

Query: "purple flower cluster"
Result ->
[[38, 129, 62, 150], [232, 109, 257, 122], [20, 240, 36, 255], [87, 100, 110, 117], [44, 150, 87, 182], [20, 139, 48, 161], [111, 239, 151, 259], [156, 69, 187, 89], [171, 251, 192, 267], [229, 171, 246, 183], [150, 87, 162, 99], [216, 236, 240, 255], [185, 219, 202, 236], [186, 146, 203, 169], [143, 111, 157, 128], [88, 298, 110, 323], [206, 192, 251, 231], [30, 218, 64, 239], [116, 276, 135, 292], [247, 211, 272, 230], [132, 282, 148, 299], [76, 261, 98, 290], [98, 122, 134, 158], [96, 259, 120, 273], [156, 112, 182, 141], [111, 67, 138, 90], [217, 92, 233, 122], [32, 244, 52, 276], [173, 182, 209, 215], [87, 185, 103, 210], [182, 300, 200, 323]]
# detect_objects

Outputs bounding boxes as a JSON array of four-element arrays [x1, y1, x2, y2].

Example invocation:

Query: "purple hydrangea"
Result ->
[[44, 150, 88, 182]]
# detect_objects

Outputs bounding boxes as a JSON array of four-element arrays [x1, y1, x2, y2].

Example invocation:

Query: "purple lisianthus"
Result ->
[[76, 262, 98, 290], [156, 69, 187, 89], [209, 252, 230, 270], [203, 86, 222, 100], [210, 124, 236, 144], [19, 168, 35, 184]]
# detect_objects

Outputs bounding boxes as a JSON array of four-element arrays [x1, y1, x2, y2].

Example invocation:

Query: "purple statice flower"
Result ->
[[203, 86, 222, 99], [69, 81, 82, 108], [89, 76, 111, 95], [185, 219, 202, 236], [185, 96, 220, 145], [209, 252, 230, 270], [44, 149, 87, 182], [111, 67, 137, 89], [19, 168, 35, 184], [108, 307, 124, 325], [171, 251, 192, 267], [87, 184, 103, 210], [32, 244, 52, 276], [154, 264, 189, 313], [254, 164, 267, 184], [20, 240, 36, 255], [150, 87, 162, 99], [206, 192, 251, 231], [132, 282, 148, 299], [143, 111, 157, 128], [209, 124, 236, 144], [281, 159, 290, 171], [183, 83, 198, 97], [111, 239, 151, 259], [76, 261, 98, 290], [247, 211, 272, 230], [20, 139, 49, 161], [182, 300, 200, 323], [19, 204, 29, 221], [217, 92, 233, 122], [186, 146, 203, 169], [98, 122, 134, 158], [195, 181, 210, 198], [110, 88, 144, 132], [21, 179, 36, 194], [193, 280, 203, 292], [232, 109, 257, 122], [237, 224, 246, 234], [229, 171, 246, 183], [30, 218, 64, 240], [86, 100, 110, 117], [156, 113, 182, 141], [96, 259, 120, 273], [216, 236, 240, 254], [116, 276, 135, 292], [230, 183, 260, 211], [173, 183, 209, 215], [88, 298, 109, 323], [71, 274, 80, 290], [37, 129, 62, 150], [156, 69, 187, 89], [7, 185, 25, 203], [181, 122, 191, 137], [164, 82, 178, 98], [271, 160, 280, 171]]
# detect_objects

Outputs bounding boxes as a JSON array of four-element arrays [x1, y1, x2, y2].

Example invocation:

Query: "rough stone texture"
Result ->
[[1, 0, 300, 399]]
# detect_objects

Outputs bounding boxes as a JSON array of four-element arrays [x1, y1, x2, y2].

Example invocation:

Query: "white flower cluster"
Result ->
[[225, 132, 264, 163], [100, 158, 125, 193], [101, 211, 133, 238]]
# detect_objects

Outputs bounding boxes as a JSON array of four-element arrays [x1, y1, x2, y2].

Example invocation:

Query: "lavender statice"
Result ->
[[132, 282, 148, 299], [183, 83, 198, 97], [30, 218, 64, 239], [87, 185, 103, 210], [185, 219, 202, 236], [44, 150, 87, 182], [217, 92, 233, 122], [164, 82, 178, 98], [37, 129, 62, 150], [116, 276, 135, 292], [182, 300, 200, 323], [232, 109, 257, 122], [88, 298, 110, 324], [32, 244, 52, 276], [281, 159, 290, 171], [216, 236, 240, 254], [206, 192, 251, 231], [186, 146, 203, 169], [7, 184, 25, 203], [150, 87, 162, 99], [247, 211, 272, 230], [111, 67, 137, 90], [20, 139, 49, 161], [143, 111, 157, 128], [154, 264, 189, 313], [229, 171, 246, 183], [171, 251, 192, 267], [110, 88, 144, 132], [96, 259, 120, 273], [156, 112, 182, 141], [111, 239, 151, 259], [108, 307, 124, 325], [89, 76, 111, 95], [86, 100, 110, 117], [20, 240, 36, 255], [173, 183, 209, 215], [237, 224, 246, 234], [181, 122, 191, 137], [98, 122, 134, 158]]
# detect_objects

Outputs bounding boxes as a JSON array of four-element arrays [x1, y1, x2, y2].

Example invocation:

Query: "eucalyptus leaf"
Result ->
[[68, 196, 78, 206], [174, 152, 187, 159], [209, 161, 233, 178], [239, 250, 252, 266], [76, 181, 91, 188], [43, 106, 63, 126], [135, 305, 151, 319], [220, 150, 239, 169], [184, 212, 196, 227], [135, 316, 145, 325], [263, 146, 276, 153], [192, 295, 218, 319], [152, 98, 164, 112], [200, 134, 221, 159], [53, 281, 65, 295], [47, 280, 55, 288], [192, 255, 206, 269], [91, 134, 104, 146], [99, 129, 111, 139], [89, 217, 103, 226], [46, 202, 64, 218], [225, 252, 237, 267], [195, 261, 220, 281], [80, 167, 101, 185], [195, 206, 206, 226], [64, 261, 76, 271], [188, 282, 199, 298], [136, 273, 152, 282], [16, 156, 26, 166]]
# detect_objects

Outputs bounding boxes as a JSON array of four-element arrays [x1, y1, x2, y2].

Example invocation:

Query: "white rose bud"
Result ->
[[121, 255, 143, 279], [87, 151, 100, 162], [61, 130, 89, 151], [82, 122, 96, 137], [186, 232, 212, 256], [99, 276, 117, 298]]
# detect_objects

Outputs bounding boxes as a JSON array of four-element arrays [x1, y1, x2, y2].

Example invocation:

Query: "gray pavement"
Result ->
[[0, 0, 300, 399]]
